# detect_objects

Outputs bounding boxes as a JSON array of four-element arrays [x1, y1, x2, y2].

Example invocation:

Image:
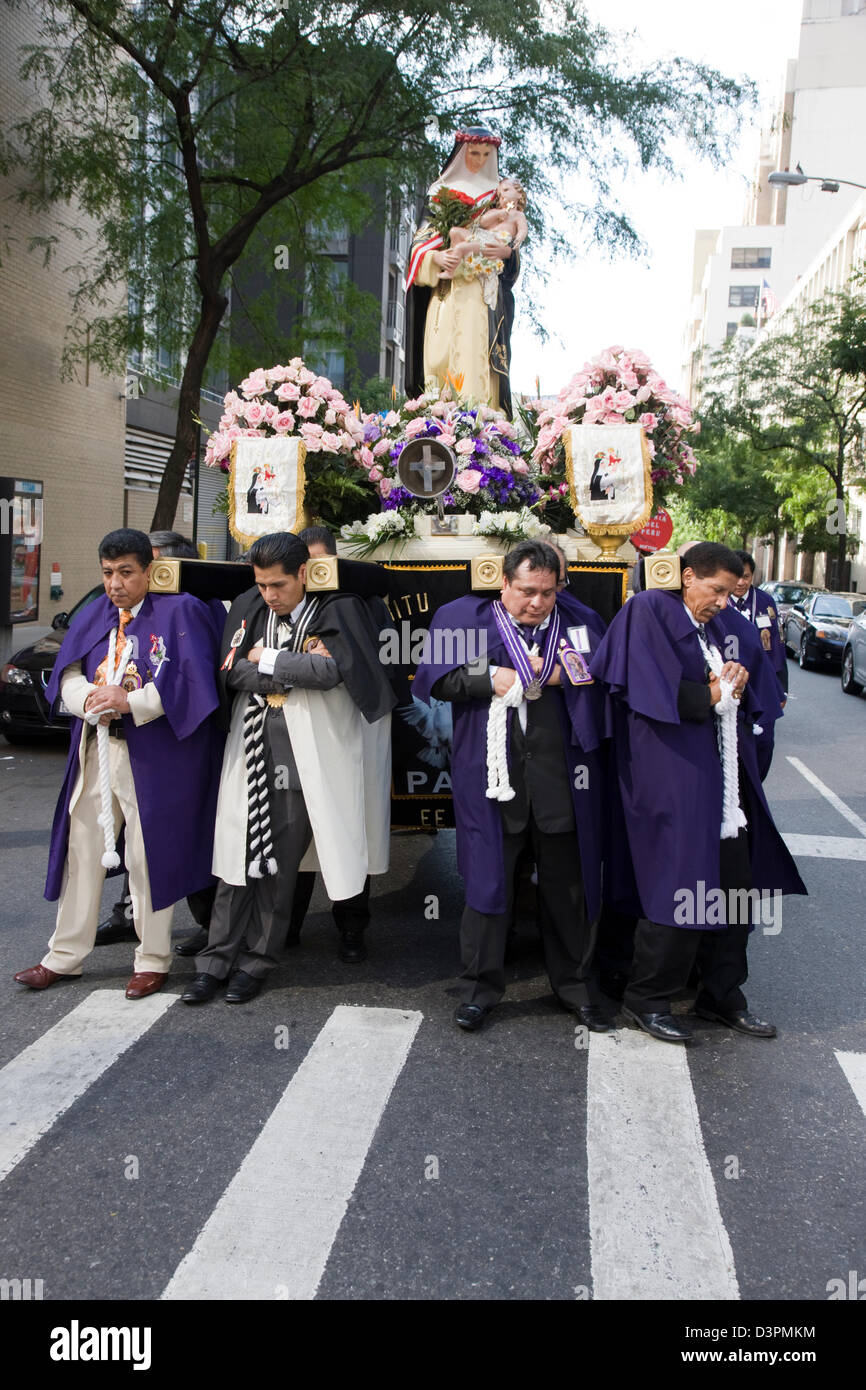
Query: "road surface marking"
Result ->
[[783, 834, 866, 860], [587, 1030, 739, 1301], [162, 1005, 423, 1301], [787, 757, 866, 838], [0, 990, 174, 1184], [835, 1052, 866, 1120]]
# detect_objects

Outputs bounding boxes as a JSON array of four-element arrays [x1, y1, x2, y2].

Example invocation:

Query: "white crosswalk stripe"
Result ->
[[835, 1051, 866, 1119], [161, 1004, 423, 1301], [0, 989, 175, 1184], [587, 1030, 739, 1300]]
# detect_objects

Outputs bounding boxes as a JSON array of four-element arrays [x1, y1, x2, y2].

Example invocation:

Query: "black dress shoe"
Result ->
[[454, 1003, 490, 1032], [94, 920, 138, 946], [174, 928, 210, 958], [338, 930, 367, 964], [225, 970, 262, 1003], [696, 1006, 777, 1038], [574, 1004, 614, 1033], [181, 973, 223, 1004], [623, 1006, 693, 1043]]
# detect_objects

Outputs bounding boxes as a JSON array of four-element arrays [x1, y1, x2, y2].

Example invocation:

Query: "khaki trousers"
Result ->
[[42, 732, 173, 975]]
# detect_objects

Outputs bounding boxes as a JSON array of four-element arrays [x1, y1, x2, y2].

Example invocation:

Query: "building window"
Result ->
[[725, 322, 738, 340], [731, 248, 772, 270], [729, 285, 760, 308]]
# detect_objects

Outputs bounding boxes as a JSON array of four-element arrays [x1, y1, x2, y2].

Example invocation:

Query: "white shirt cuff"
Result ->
[[257, 647, 279, 676]]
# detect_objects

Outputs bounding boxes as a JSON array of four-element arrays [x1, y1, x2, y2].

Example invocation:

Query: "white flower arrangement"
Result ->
[[339, 510, 416, 555], [472, 508, 551, 542]]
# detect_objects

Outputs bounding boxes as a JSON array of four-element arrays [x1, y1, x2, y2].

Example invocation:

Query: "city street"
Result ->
[[0, 656, 864, 1314]]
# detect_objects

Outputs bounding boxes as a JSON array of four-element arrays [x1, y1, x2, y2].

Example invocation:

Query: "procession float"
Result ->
[[152, 126, 699, 826]]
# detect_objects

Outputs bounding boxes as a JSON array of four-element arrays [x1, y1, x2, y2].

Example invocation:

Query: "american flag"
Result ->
[[760, 278, 778, 318]]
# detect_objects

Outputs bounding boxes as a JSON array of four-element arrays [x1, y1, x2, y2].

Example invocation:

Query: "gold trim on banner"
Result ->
[[380, 563, 468, 572], [228, 438, 308, 548], [564, 426, 654, 540]]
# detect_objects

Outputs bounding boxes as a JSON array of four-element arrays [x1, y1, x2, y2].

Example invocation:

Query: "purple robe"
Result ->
[[715, 603, 785, 732], [589, 588, 806, 928], [44, 592, 224, 911], [413, 592, 608, 918], [730, 587, 787, 678]]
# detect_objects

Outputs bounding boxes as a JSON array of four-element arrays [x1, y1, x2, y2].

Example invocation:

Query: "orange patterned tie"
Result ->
[[93, 608, 134, 687]]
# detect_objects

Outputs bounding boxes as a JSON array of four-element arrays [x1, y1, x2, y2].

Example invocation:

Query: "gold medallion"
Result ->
[[265, 693, 287, 709]]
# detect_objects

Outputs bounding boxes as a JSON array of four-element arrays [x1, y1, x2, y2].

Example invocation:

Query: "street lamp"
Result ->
[[768, 164, 866, 194]]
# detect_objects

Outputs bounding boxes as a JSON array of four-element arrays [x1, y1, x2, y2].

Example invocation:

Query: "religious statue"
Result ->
[[405, 127, 524, 419]]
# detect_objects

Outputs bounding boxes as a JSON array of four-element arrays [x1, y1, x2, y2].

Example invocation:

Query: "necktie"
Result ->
[[94, 608, 134, 686]]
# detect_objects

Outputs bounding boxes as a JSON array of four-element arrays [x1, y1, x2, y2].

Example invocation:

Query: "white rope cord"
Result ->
[[83, 625, 121, 869], [485, 676, 524, 802], [697, 631, 748, 840]]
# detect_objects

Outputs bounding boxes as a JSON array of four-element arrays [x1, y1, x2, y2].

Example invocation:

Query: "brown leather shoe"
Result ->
[[125, 971, 168, 1000], [14, 964, 67, 990]]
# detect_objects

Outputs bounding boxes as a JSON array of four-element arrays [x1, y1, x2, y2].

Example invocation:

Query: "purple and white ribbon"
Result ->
[[491, 601, 560, 697]]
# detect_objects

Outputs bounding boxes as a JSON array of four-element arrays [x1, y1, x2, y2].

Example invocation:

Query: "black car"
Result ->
[[760, 579, 826, 627], [0, 586, 102, 742], [783, 591, 866, 670]]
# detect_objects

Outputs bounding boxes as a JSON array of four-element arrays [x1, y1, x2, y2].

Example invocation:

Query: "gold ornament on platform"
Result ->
[[471, 554, 504, 590]]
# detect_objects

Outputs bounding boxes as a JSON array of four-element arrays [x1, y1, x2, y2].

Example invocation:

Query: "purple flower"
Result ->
[[382, 485, 414, 511]]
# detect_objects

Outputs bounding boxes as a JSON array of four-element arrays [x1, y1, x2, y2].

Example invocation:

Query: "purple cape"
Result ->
[[44, 592, 225, 911], [589, 589, 806, 927], [413, 591, 608, 917], [714, 603, 785, 731]]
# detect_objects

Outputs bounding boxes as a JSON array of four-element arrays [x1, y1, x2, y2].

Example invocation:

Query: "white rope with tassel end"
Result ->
[[485, 676, 525, 802], [697, 631, 748, 839], [83, 626, 121, 869]]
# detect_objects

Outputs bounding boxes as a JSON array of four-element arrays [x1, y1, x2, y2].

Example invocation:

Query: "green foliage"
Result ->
[[678, 429, 782, 548], [699, 272, 866, 566], [303, 456, 379, 530]]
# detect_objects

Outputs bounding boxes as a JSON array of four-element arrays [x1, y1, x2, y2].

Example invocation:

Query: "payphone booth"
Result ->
[[0, 477, 43, 632]]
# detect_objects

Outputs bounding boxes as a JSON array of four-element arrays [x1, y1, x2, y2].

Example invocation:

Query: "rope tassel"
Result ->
[[485, 678, 524, 802], [697, 631, 748, 840]]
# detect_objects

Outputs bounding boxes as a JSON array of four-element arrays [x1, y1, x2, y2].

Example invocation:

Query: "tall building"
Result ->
[[682, 0, 866, 401]]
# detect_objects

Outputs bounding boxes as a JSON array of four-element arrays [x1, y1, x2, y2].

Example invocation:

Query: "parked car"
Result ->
[[841, 608, 866, 696], [0, 586, 102, 742], [783, 591, 866, 670], [760, 580, 826, 627]]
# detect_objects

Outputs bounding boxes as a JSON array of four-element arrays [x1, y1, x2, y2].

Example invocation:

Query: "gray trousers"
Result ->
[[195, 714, 313, 980]]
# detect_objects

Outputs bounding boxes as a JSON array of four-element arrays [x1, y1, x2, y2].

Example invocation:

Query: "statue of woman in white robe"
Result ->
[[405, 127, 522, 418]]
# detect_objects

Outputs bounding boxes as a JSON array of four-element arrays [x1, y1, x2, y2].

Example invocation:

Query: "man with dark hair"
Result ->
[[591, 542, 806, 1043], [297, 525, 337, 556], [182, 531, 394, 1003], [148, 531, 199, 559], [14, 529, 223, 998], [729, 549, 787, 779], [414, 539, 610, 1033]]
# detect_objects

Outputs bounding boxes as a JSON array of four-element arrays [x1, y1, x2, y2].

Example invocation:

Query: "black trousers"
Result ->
[[623, 830, 752, 1015], [459, 817, 598, 1009], [289, 871, 371, 936]]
